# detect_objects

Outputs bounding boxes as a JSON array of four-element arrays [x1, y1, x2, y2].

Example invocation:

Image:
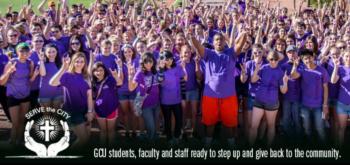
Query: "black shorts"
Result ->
[[253, 99, 279, 111], [7, 96, 31, 108]]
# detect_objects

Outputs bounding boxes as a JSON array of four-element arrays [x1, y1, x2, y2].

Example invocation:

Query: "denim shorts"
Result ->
[[328, 99, 337, 107], [118, 93, 136, 101], [65, 110, 87, 126], [253, 99, 279, 111], [38, 95, 64, 104], [336, 101, 350, 116], [184, 89, 199, 101], [247, 96, 255, 111]]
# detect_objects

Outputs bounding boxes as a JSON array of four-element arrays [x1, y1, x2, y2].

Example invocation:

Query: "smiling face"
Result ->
[[45, 47, 57, 62], [213, 34, 225, 51], [93, 66, 105, 81], [70, 39, 81, 51], [32, 36, 45, 49], [302, 55, 315, 68], [73, 56, 86, 72], [101, 42, 112, 55], [181, 46, 192, 63], [17, 49, 30, 61], [123, 47, 134, 61]]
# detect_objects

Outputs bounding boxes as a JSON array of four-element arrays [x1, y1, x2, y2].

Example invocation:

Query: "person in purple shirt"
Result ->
[[280, 45, 302, 139], [118, 44, 140, 138], [178, 44, 199, 133], [91, 62, 123, 146], [0, 50, 10, 121], [94, 40, 119, 72], [158, 50, 187, 145], [240, 44, 267, 138], [331, 51, 350, 146], [50, 52, 94, 148], [37, 44, 63, 109], [129, 52, 160, 141], [29, 34, 45, 109], [190, 30, 247, 146], [0, 43, 36, 145], [291, 49, 329, 142], [249, 51, 288, 146], [322, 47, 341, 141]]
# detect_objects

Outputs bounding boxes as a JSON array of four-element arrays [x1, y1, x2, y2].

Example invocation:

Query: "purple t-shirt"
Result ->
[[203, 48, 237, 98], [6, 59, 31, 99], [254, 64, 284, 104], [161, 66, 185, 105], [29, 51, 40, 91], [281, 62, 301, 102], [39, 62, 63, 98], [94, 54, 118, 72], [118, 57, 140, 95], [337, 66, 350, 105], [177, 60, 198, 91], [94, 76, 119, 117], [0, 53, 9, 75], [300, 65, 329, 108], [60, 72, 90, 112], [134, 71, 160, 109], [323, 60, 340, 100]]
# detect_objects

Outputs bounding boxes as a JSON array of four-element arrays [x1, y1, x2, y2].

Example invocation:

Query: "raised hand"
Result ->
[[109, 68, 118, 78], [283, 71, 289, 84], [293, 56, 300, 67], [47, 120, 70, 157], [333, 57, 341, 67], [33, 66, 40, 77], [39, 51, 46, 62], [115, 58, 123, 69], [6, 61, 17, 75], [24, 120, 47, 157], [127, 63, 136, 77], [62, 56, 71, 70]]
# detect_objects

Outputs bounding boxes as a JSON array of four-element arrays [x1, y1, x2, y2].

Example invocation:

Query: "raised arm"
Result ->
[[50, 57, 70, 86], [188, 32, 205, 58], [0, 62, 16, 85], [38, 0, 48, 15]]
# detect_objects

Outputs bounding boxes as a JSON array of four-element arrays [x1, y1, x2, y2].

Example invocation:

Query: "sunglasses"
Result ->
[[9, 34, 17, 37], [34, 40, 44, 43], [51, 30, 60, 34], [144, 60, 153, 64], [337, 46, 346, 49], [71, 42, 80, 45], [269, 58, 279, 62], [159, 56, 171, 61]]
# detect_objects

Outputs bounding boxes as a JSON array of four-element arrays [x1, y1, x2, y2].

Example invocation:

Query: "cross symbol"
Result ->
[[39, 120, 55, 142]]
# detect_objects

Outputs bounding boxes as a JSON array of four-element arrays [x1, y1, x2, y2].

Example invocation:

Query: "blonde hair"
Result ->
[[67, 52, 90, 81]]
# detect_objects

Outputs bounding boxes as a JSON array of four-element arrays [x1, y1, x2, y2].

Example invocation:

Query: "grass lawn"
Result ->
[[0, 0, 96, 14]]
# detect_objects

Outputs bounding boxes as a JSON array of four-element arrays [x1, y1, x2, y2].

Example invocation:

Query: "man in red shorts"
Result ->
[[190, 31, 247, 146]]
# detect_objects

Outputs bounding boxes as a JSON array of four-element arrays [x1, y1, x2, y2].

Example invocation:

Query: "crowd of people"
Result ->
[[0, 0, 350, 149]]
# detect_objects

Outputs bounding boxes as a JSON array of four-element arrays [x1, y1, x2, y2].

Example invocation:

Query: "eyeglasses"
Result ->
[[253, 51, 263, 54], [120, 19, 126, 22], [51, 30, 60, 34], [9, 34, 17, 37]]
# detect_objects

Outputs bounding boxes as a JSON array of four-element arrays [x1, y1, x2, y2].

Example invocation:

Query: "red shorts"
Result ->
[[201, 95, 238, 127], [96, 109, 118, 120]]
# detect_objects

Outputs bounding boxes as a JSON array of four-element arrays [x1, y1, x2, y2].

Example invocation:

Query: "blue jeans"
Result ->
[[282, 100, 302, 137], [142, 105, 160, 140], [300, 105, 326, 142]]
